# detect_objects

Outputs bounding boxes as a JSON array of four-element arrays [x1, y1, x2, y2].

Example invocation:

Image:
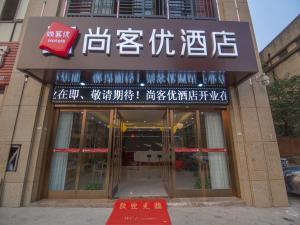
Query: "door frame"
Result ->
[[108, 108, 123, 198], [170, 108, 234, 197], [43, 108, 114, 199], [42, 105, 237, 199]]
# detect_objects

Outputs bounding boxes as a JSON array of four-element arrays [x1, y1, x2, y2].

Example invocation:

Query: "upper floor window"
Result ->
[[66, 0, 217, 19], [0, 0, 20, 20], [0, 0, 29, 21]]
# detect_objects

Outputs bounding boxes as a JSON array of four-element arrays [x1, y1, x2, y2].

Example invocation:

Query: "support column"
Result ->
[[221, 0, 288, 207]]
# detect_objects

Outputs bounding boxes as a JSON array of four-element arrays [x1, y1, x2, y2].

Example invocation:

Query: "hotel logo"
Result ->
[[39, 22, 79, 58]]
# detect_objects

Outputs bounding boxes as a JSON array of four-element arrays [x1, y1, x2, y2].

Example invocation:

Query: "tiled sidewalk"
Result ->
[[0, 196, 299, 225]]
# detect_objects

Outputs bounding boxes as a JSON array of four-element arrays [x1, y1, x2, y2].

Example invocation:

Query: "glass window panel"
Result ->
[[169, 0, 192, 18], [0, 0, 5, 14], [15, 0, 29, 19], [79, 111, 110, 190], [175, 152, 203, 189], [0, 0, 20, 20], [202, 111, 231, 190], [173, 111, 197, 148], [78, 153, 107, 190], [6, 144, 21, 172], [199, 112, 211, 189], [63, 153, 78, 190], [48, 111, 82, 191], [84, 111, 110, 148], [174, 111, 200, 189], [94, 0, 114, 15]]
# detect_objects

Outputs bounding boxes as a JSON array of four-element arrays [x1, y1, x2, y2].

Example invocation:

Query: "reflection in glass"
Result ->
[[79, 111, 110, 190], [84, 111, 110, 149], [79, 153, 107, 190], [49, 112, 82, 191], [173, 111, 197, 148], [174, 111, 200, 189]]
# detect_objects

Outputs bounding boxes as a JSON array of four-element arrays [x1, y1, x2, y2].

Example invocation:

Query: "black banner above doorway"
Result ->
[[51, 86, 229, 105]]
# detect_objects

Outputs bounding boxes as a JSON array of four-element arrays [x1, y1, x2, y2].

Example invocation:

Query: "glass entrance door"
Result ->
[[171, 110, 232, 197], [47, 108, 233, 199], [111, 109, 169, 198], [47, 109, 112, 198], [107, 108, 233, 198]]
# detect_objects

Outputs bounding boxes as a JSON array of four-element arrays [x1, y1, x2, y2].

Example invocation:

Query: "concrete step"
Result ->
[[30, 197, 245, 208]]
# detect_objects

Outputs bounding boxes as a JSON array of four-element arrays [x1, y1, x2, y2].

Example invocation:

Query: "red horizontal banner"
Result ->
[[53, 148, 226, 153], [106, 199, 171, 225], [175, 148, 200, 152], [82, 148, 108, 153], [53, 148, 109, 153], [175, 148, 226, 153], [53, 148, 80, 153], [202, 148, 227, 153]]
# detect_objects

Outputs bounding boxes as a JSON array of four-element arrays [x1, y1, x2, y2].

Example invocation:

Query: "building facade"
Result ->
[[260, 14, 300, 80], [260, 15, 300, 158], [0, 0, 288, 207]]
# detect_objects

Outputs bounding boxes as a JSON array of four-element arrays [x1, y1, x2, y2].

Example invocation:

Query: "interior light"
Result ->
[[80, 82, 86, 86], [140, 83, 145, 87], [198, 83, 203, 87]]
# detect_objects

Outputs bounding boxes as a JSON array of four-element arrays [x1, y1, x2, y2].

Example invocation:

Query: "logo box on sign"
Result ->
[[39, 22, 79, 58]]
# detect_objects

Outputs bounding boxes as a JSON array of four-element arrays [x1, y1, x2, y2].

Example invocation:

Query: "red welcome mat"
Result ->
[[105, 199, 172, 225]]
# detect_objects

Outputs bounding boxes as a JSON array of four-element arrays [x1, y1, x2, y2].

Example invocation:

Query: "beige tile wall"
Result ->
[[0, 0, 59, 207], [221, 0, 288, 207]]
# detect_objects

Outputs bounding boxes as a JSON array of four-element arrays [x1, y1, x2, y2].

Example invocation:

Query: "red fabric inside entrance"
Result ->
[[106, 199, 172, 225]]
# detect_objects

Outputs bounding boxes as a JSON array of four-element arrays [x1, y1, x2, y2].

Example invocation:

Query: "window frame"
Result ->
[[0, 0, 22, 21], [65, 0, 218, 20], [6, 144, 21, 172]]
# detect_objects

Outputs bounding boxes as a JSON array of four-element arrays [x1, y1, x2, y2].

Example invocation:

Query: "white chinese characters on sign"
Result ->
[[149, 29, 175, 56], [81, 28, 238, 57], [91, 89, 137, 101], [181, 30, 207, 56], [53, 88, 82, 101], [82, 27, 111, 55], [144, 89, 227, 102], [212, 31, 238, 57], [116, 28, 143, 55], [47, 30, 70, 39], [53, 87, 228, 104]]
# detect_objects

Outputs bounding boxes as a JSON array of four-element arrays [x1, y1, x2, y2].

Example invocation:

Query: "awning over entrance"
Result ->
[[16, 17, 258, 86]]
